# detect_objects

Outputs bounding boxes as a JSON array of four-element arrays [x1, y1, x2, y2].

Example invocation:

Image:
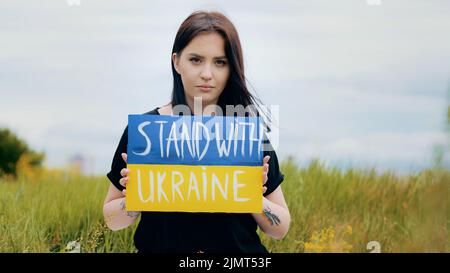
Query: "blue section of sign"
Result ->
[[127, 115, 263, 166]]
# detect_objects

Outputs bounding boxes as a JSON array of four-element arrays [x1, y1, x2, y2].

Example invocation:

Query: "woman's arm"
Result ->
[[103, 185, 140, 231], [251, 185, 291, 240], [103, 153, 140, 231]]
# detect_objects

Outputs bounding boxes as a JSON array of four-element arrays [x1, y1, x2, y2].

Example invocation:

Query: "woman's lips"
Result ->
[[198, 85, 213, 92]]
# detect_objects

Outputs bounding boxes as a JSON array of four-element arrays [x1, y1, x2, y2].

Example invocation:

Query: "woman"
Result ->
[[103, 11, 290, 253]]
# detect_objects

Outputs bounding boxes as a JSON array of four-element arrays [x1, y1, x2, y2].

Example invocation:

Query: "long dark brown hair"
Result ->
[[170, 10, 271, 128]]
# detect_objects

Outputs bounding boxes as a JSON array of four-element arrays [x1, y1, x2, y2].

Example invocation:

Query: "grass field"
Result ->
[[0, 159, 448, 253]]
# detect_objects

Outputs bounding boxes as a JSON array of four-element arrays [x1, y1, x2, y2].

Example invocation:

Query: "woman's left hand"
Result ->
[[262, 155, 270, 194]]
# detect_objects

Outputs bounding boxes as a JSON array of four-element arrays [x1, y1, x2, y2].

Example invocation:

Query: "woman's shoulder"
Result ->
[[143, 103, 170, 115], [143, 107, 160, 115], [153, 103, 173, 115]]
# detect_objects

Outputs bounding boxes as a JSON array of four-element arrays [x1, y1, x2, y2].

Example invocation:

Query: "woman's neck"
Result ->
[[159, 101, 220, 116], [185, 97, 220, 116]]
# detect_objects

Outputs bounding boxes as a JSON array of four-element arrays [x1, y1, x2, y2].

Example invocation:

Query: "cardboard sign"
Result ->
[[126, 114, 264, 213]]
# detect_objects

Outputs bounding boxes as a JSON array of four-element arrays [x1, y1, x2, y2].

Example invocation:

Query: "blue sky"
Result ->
[[1, 0, 449, 175]]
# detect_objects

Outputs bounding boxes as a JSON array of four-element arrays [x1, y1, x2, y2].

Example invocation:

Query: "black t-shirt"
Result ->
[[106, 107, 285, 253]]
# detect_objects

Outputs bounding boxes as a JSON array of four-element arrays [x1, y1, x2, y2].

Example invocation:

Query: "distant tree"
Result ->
[[0, 128, 45, 178]]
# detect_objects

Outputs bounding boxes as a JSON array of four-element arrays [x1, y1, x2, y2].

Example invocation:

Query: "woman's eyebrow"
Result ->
[[188, 53, 227, 59]]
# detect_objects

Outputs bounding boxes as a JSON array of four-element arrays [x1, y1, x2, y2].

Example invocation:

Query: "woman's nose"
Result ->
[[200, 65, 213, 80]]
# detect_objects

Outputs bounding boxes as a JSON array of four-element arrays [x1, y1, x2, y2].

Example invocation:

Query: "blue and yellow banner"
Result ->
[[126, 115, 264, 213]]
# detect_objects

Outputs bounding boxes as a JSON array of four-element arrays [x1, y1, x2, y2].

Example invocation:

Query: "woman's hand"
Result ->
[[262, 155, 270, 194], [119, 153, 129, 196], [119, 153, 141, 217]]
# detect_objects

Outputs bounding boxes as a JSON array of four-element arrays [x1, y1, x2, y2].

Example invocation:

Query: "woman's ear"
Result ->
[[172, 52, 180, 74]]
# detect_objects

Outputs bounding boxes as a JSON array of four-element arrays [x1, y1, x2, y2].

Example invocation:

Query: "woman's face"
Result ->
[[172, 32, 230, 110]]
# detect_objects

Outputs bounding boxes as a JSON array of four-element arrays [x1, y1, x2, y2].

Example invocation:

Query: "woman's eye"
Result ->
[[215, 60, 227, 66], [190, 58, 201, 64]]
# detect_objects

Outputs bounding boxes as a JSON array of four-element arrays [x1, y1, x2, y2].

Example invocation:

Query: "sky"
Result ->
[[1, 0, 449, 176]]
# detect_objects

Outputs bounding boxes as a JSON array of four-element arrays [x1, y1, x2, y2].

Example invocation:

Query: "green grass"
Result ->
[[0, 159, 448, 253]]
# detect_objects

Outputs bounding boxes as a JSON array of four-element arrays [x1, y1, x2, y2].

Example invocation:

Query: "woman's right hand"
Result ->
[[119, 153, 129, 196], [119, 153, 141, 217]]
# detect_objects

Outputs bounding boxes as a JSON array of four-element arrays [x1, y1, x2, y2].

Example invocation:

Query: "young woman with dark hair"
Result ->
[[104, 11, 290, 253]]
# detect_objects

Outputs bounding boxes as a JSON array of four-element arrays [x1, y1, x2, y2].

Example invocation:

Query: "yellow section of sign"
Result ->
[[126, 164, 263, 213]]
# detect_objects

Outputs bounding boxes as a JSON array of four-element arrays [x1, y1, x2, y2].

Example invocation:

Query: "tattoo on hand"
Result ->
[[120, 199, 140, 218], [126, 211, 140, 217], [263, 207, 281, 226]]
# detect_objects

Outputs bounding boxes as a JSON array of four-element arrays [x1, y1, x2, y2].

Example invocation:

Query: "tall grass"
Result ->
[[261, 159, 449, 253], [0, 174, 136, 253], [0, 160, 448, 252]]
